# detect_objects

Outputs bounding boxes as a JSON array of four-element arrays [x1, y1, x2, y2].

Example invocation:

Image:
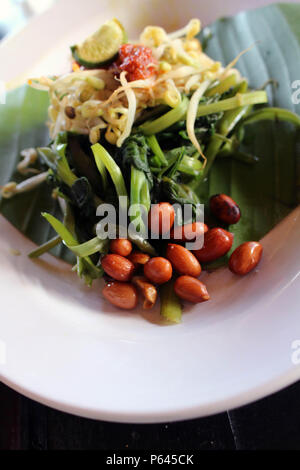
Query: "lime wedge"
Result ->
[[71, 19, 127, 68]]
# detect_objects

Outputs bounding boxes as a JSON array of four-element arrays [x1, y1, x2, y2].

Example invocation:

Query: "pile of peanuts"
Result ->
[[101, 194, 263, 310]]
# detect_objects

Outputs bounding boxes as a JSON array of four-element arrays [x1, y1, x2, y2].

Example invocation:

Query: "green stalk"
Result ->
[[139, 95, 189, 135], [127, 232, 157, 255], [63, 201, 76, 235], [140, 179, 151, 213], [196, 91, 267, 118], [91, 143, 128, 211], [167, 147, 185, 179], [217, 150, 259, 165], [202, 106, 251, 179], [178, 155, 204, 176], [68, 237, 108, 257], [200, 82, 253, 180], [94, 154, 108, 192], [205, 74, 240, 97], [239, 107, 300, 128], [42, 213, 103, 282], [150, 156, 162, 168], [28, 235, 62, 259], [130, 165, 148, 235], [42, 212, 78, 247], [147, 135, 168, 166], [160, 280, 182, 324], [42, 213, 107, 257], [37, 147, 77, 187]]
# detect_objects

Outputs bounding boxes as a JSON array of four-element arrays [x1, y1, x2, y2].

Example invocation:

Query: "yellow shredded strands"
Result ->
[[117, 72, 137, 147], [186, 80, 210, 162], [221, 44, 256, 78], [17, 148, 39, 175], [184, 74, 202, 94]]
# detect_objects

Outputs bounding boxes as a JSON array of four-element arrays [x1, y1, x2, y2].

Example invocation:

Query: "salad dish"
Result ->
[[1, 15, 300, 323]]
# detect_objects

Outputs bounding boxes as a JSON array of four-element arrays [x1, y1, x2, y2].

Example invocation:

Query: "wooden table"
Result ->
[[1, 380, 300, 450]]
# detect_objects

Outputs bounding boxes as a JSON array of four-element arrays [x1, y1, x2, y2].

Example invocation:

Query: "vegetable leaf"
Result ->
[[120, 133, 153, 188]]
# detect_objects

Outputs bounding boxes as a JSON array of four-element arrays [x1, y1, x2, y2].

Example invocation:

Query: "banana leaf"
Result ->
[[0, 3, 299, 264], [198, 2, 300, 250]]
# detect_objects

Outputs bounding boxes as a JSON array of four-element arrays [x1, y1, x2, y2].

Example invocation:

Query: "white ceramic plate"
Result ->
[[0, 0, 300, 423]]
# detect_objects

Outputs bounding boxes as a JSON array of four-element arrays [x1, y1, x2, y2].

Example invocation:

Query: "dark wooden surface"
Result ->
[[1, 380, 300, 450]]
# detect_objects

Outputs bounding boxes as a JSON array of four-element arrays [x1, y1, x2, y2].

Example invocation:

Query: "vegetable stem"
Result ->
[[28, 235, 62, 258], [160, 280, 182, 323], [91, 143, 128, 211], [42, 213, 103, 282], [196, 91, 267, 117], [139, 95, 189, 135], [130, 165, 149, 235], [239, 107, 300, 128], [147, 135, 168, 166], [205, 74, 239, 97]]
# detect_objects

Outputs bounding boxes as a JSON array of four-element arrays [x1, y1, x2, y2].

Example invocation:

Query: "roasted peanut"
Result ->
[[102, 282, 138, 310], [128, 251, 151, 267], [144, 257, 173, 285], [194, 228, 233, 263], [229, 241, 263, 275], [170, 222, 208, 242], [166, 243, 201, 277], [101, 254, 135, 282], [132, 276, 157, 309], [174, 276, 210, 303], [210, 194, 241, 225], [110, 238, 133, 257], [148, 202, 175, 236]]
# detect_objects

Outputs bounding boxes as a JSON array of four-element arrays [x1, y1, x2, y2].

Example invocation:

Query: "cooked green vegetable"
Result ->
[[28, 235, 62, 259], [160, 280, 182, 323], [196, 91, 267, 118], [139, 95, 189, 135], [42, 212, 103, 285], [38, 133, 77, 187], [147, 135, 168, 167], [239, 107, 300, 128], [91, 143, 128, 212], [205, 74, 240, 97]]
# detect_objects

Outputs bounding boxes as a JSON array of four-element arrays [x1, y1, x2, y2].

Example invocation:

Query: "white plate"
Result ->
[[0, 0, 300, 423]]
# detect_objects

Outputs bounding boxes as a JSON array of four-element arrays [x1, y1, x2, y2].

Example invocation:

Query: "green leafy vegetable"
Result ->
[[147, 135, 168, 167], [38, 132, 77, 187], [42, 212, 103, 285], [120, 134, 153, 188], [91, 143, 128, 212]]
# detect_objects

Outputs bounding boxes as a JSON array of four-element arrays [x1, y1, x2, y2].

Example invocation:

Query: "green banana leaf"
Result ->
[[198, 2, 300, 250], [0, 3, 299, 264]]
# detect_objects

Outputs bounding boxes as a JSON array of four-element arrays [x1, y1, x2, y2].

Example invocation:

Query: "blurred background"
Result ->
[[0, 0, 56, 39], [1, 0, 299, 41]]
